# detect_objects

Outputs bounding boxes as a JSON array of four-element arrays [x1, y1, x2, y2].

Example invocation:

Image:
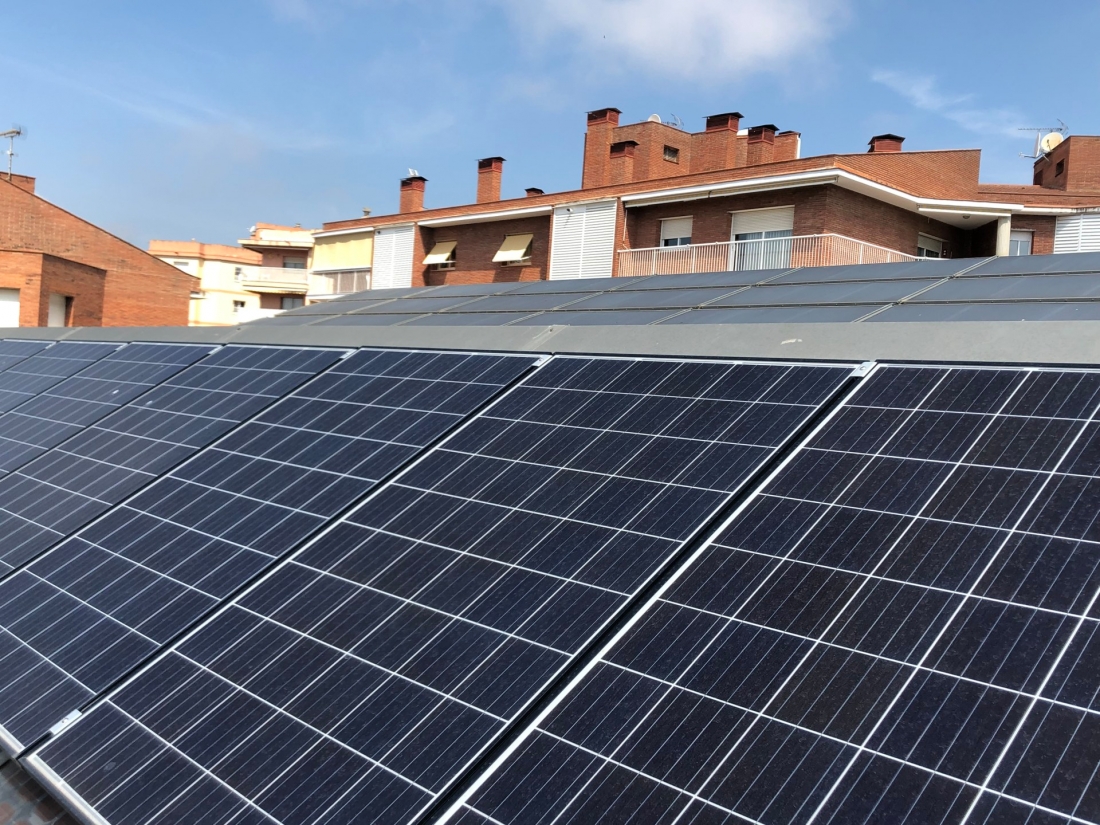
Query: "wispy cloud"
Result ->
[[493, 0, 849, 80], [0, 55, 338, 153], [872, 70, 1027, 138]]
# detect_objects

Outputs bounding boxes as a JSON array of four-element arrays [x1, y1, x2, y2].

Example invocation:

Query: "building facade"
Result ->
[[0, 174, 194, 327], [154, 223, 371, 325], [316, 108, 1100, 291]]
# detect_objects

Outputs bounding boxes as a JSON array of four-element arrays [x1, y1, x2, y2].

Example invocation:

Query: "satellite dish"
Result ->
[[647, 114, 662, 123], [1040, 132, 1064, 154]]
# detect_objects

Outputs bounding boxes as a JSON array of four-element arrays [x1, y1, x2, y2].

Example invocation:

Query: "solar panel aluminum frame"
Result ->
[[0, 346, 545, 760], [430, 361, 884, 824], [24, 354, 866, 825]]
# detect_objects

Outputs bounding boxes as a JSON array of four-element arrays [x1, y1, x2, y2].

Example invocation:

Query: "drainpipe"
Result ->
[[995, 216, 1012, 256]]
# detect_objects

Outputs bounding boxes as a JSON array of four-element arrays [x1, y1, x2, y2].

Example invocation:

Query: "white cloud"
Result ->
[[872, 70, 1026, 138], [495, 0, 849, 80]]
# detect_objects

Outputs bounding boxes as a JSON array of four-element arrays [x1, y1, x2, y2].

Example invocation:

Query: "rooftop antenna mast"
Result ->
[[1019, 120, 1067, 159], [0, 126, 23, 180]]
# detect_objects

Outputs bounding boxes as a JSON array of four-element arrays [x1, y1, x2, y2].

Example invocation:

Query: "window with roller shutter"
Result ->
[[548, 200, 617, 280]]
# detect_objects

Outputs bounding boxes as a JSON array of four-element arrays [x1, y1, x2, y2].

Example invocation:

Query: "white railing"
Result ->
[[617, 234, 919, 278], [241, 266, 311, 285]]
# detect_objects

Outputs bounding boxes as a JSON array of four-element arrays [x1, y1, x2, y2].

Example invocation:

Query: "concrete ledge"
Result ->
[[3, 320, 1100, 366]]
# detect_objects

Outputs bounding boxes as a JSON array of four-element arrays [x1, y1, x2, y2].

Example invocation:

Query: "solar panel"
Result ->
[[710, 279, 941, 307], [769, 258, 970, 284], [28, 356, 856, 825], [564, 287, 747, 311], [0, 343, 216, 479], [0, 339, 53, 372], [962, 251, 1100, 277], [0, 342, 124, 414], [351, 296, 486, 314], [437, 293, 592, 313], [455, 363, 1100, 825], [0, 345, 346, 577], [0, 349, 536, 755], [910, 273, 1100, 303], [401, 312, 538, 327], [509, 309, 683, 326], [659, 305, 879, 324]]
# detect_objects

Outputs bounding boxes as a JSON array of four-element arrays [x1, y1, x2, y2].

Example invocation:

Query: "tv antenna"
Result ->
[[1, 126, 23, 180], [667, 113, 685, 130], [1019, 120, 1067, 159]]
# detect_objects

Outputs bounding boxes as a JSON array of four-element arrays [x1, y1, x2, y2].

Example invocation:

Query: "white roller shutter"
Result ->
[[549, 200, 617, 280], [1054, 214, 1100, 253], [730, 206, 795, 238], [0, 289, 18, 327], [371, 225, 415, 289]]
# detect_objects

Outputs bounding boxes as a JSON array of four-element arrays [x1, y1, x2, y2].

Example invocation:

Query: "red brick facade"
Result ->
[[0, 177, 194, 326], [419, 216, 551, 287], [320, 107, 1100, 290]]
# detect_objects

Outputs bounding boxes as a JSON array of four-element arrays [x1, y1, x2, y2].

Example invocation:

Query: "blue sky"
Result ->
[[3, 0, 1099, 247]]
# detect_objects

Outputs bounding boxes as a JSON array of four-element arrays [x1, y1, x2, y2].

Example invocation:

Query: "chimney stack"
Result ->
[[705, 112, 743, 133], [399, 175, 427, 213], [868, 134, 905, 153], [746, 124, 777, 166], [477, 156, 505, 203], [582, 107, 621, 189], [609, 140, 638, 185], [525, 187, 544, 197]]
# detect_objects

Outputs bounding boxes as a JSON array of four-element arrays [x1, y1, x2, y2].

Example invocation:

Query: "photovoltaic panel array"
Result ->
[[0, 343, 217, 479], [459, 364, 1100, 825], [0, 345, 345, 577], [0, 348, 536, 754], [26, 356, 855, 825], [0, 341, 124, 413], [0, 339, 53, 372]]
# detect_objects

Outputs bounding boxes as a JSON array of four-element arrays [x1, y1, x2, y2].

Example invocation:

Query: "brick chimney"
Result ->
[[692, 111, 744, 173], [477, 156, 505, 203], [868, 134, 905, 153], [746, 125, 777, 166], [609, 140, 638, 185], [525, 187, 544, 197], [399, 175, 427, 213], [582, 107, 621, 189]]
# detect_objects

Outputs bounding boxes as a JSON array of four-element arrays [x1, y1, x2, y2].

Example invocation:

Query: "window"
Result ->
[[173, 260, 190, 269], [283, 258, 307, 269], [423, 240, 457, 270], [660, 217, 693, 247], [1056, 160, 1066, 177], [232, 300, 246, 313], [917, 234, 944, 259], [663, 145, 680, 163], [1009, 230, 1033, 257], [281, 296, 305, 310], [234, 266, 244, 282], [493, 234, 534, 265], [729, 207, 795, 270]]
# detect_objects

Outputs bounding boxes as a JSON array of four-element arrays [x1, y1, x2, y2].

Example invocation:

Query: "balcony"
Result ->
[[617, 234, 919, 278], [238, 267, 371, 298]]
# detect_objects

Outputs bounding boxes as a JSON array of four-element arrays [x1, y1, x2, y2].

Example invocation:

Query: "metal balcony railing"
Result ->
[[617, 234, 920, 278]]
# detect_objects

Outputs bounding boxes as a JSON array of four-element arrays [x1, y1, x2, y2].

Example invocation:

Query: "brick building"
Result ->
[[316, 108, 1100, 290], [0, 174, 195, 327]]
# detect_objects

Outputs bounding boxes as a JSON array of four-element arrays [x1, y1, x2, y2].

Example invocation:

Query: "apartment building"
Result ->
[[316, 108, 1100, 290], [0, 173, 194, 327], [154, 223, 372, 325]]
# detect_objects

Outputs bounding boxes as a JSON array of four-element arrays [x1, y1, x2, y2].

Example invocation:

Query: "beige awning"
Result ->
[[492, 233, 533, 263], [423, 240, 457, 265]]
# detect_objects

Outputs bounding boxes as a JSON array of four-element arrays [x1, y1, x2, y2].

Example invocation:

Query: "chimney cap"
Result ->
[[477, 156, 506, 168], [400, 175, 428, 184], [869, 133, 906, 144], [587, 107, 622, 117], [707, 111, 745, 120], [748, 124, 778, 133], [525, 187, 545, 196]]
